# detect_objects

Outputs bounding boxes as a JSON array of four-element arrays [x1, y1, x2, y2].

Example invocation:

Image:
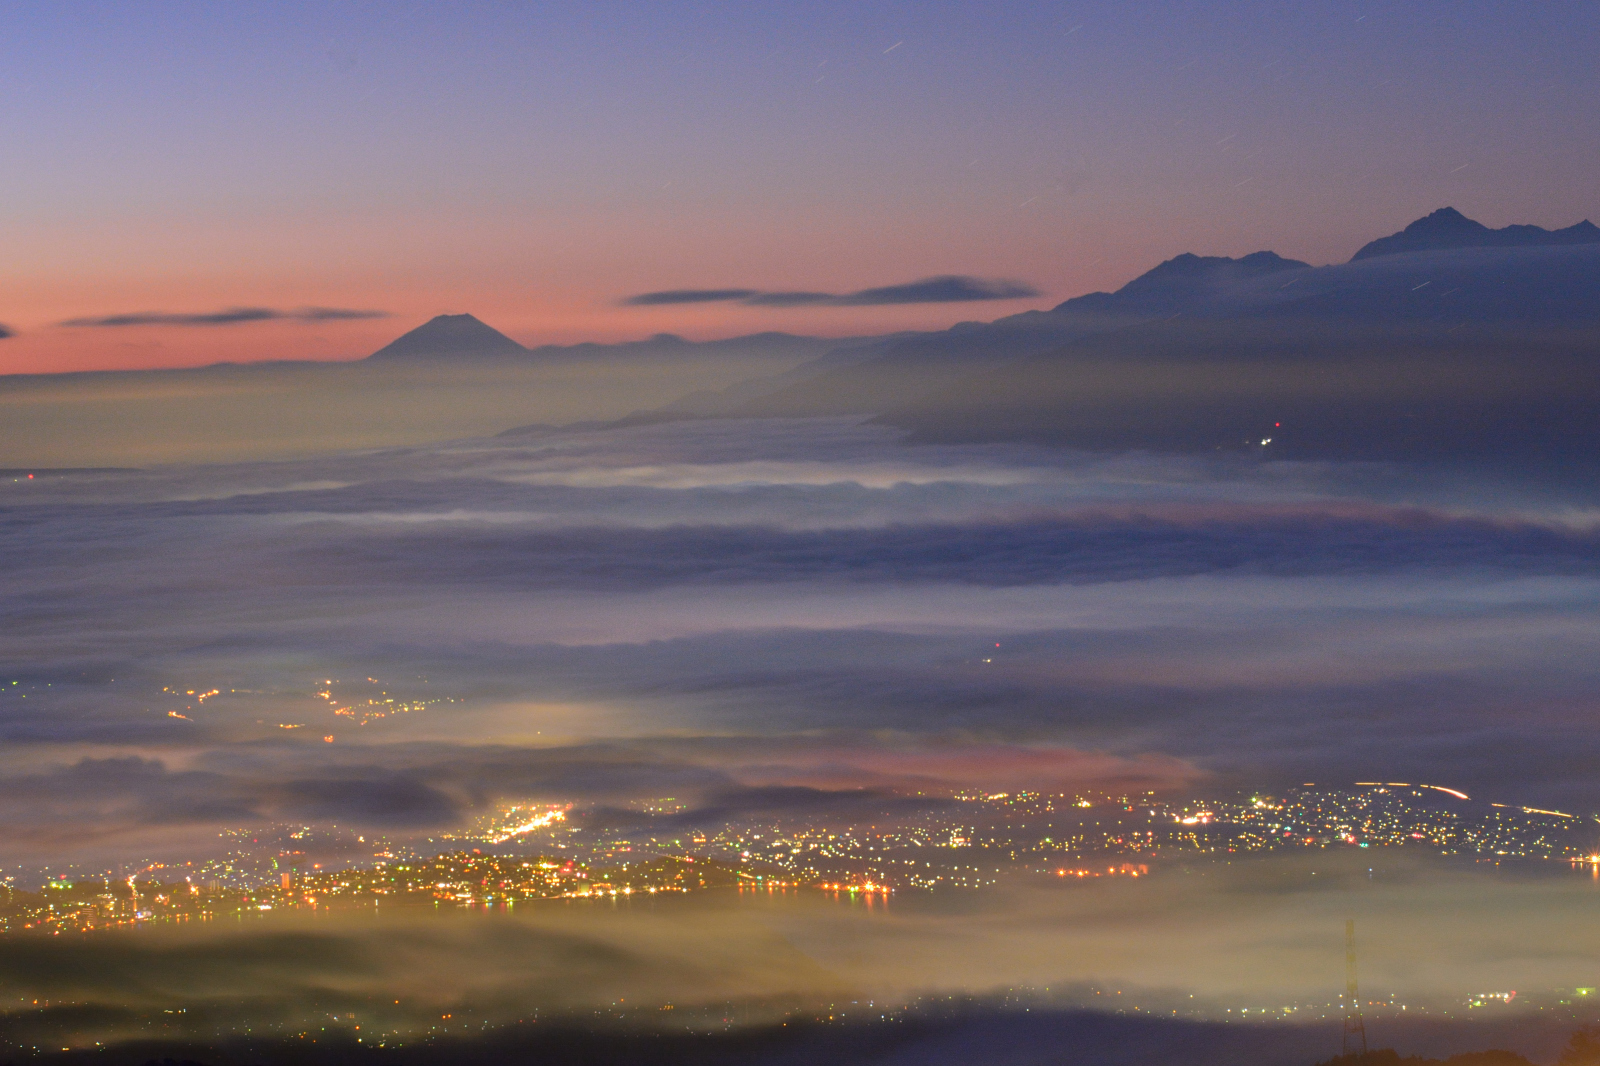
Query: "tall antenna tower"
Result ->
[[1343, 918, 1369, 1058]]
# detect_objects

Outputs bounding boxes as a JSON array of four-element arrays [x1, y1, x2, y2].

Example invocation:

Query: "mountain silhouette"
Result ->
[[1057, 251, 1309, 314], [871, 238, 1600, 461], [673, 210, 1600, 462], [367, 313, 527, 360], [1350, 206, 1600, 261], [728, 251, 1314, 418]]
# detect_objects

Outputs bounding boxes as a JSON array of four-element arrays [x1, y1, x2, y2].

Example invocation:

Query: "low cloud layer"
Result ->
[[5, 853, 1600, 1058], [58, 306, 390, 327], [3, 418, 1599, 862], [5, 415, 1600, 1059], [624, 276, 1040, 307], [0, 736, 1197, 860]]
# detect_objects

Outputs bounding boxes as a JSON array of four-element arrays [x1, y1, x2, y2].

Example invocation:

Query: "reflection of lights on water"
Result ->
[[816, 882, 890, 894], [812, 882, 890, 912], [1056, 863, 1148, 879]]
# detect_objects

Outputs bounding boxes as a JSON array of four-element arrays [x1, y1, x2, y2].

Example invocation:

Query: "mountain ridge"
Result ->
[[367, 313, 528, 360], [1350, 206, 1600, 261], [1053, 251, 1310, 315]]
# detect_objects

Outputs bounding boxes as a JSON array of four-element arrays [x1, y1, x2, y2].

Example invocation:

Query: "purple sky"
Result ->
[[2, 0, 1596, 370]]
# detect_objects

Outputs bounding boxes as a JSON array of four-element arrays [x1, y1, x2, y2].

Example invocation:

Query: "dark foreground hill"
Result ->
[[10, 1009, 1589, 1066]]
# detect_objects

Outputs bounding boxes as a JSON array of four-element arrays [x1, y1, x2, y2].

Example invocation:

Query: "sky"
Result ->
[[2, 0, 1598, 372]]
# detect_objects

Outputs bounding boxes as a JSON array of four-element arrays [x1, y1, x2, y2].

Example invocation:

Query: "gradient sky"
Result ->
[[3, 0, 1598, 372]]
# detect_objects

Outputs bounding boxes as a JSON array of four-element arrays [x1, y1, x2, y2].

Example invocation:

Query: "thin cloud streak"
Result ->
[[622, 288, 761, 306], [624, 276, 1040, 307], [58, 306, 391, 328]]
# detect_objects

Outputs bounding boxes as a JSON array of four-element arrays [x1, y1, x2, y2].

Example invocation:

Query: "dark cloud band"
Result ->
[[625, 276, 1040, 307], [623, 289, 761, 306], [59, 306, 391, 327], [276, 511, 1600, 592], [834, 276, 1042, 305]]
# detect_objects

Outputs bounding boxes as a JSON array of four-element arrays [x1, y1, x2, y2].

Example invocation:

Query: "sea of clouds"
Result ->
[[4, 417, 1600, 867]]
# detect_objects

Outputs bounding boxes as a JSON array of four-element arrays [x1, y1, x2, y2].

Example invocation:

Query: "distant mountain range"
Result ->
[[597, 207, 1600, 463], [366, 313, 839, 366], [1349, 206, 1600, 261], [23, 207, 1591, 466]]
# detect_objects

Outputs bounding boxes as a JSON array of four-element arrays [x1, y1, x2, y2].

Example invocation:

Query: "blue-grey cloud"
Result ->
[[830, 275, 1041, 305], [294, 305, 393, 321], [58, 306, 390, 327], [0, 756, 461, 841], [739, 290, 839, 307], [268, 510, 1600, 591], [624, 276, 1040, 308], [622, 288, 762, 305], [582, 785, 948, 835], [0, 322, 13, 339]]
